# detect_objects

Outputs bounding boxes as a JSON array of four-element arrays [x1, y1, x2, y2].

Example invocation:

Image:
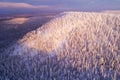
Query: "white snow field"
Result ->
[[1, 12, 120, 80], [3, 17, 29, 24]]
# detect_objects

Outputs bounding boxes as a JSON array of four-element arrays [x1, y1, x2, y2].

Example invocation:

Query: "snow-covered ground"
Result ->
[[1, 12, 120, 80], [3, 17, 29, 24]]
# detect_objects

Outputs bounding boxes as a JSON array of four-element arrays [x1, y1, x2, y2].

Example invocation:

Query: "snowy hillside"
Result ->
[[1, 12, 120, 80]]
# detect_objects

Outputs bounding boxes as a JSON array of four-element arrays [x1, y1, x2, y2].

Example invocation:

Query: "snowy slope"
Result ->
[[2, 12, 120, 80], [8, 12, 120, 56]]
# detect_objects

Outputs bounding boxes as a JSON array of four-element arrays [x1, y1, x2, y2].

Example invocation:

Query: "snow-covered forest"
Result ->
[[1, 12, 120, 80]]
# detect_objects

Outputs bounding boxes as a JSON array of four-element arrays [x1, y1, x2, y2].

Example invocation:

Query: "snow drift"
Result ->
[[2, 12, 120, 80]]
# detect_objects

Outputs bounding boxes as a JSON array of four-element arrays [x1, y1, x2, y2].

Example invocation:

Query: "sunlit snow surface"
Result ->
[[103, 10, 120, 14], [3, 18, 29, 24], [3, 12, 120, 80]]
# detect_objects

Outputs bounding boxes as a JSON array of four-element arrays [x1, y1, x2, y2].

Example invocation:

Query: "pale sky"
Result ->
[[0, 0, 120, 11]]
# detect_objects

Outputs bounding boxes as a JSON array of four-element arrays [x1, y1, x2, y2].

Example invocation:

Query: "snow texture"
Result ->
[[2, 12, 120, 80]]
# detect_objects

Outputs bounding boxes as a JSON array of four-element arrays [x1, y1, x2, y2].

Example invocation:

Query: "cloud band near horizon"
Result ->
[[0, 0, 120, 11]]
